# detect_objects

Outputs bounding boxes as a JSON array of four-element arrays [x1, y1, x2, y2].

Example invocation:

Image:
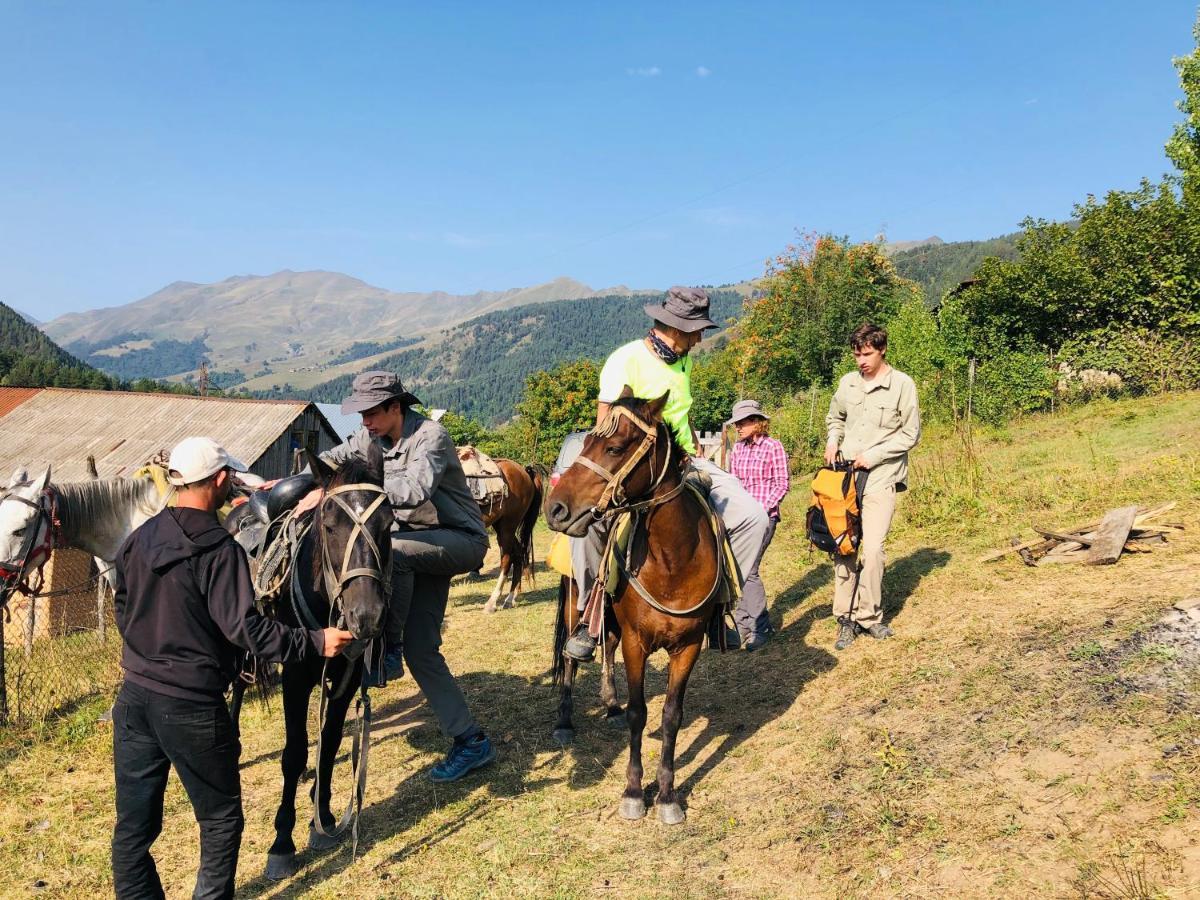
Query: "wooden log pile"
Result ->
[[979, 502, 1183, 567]]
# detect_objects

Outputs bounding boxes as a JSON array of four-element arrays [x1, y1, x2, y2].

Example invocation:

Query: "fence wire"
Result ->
[[1, 548, 121, 728]]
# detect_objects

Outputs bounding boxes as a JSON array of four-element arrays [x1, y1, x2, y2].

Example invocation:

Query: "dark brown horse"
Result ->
[[473, 458, 544, 614], [544, 392, 724, 825]]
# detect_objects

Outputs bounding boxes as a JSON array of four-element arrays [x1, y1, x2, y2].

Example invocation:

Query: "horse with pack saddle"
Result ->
[[456, 446, 545, 613]]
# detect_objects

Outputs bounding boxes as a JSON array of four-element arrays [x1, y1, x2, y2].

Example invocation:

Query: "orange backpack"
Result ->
[[806, 461, 868, 556]]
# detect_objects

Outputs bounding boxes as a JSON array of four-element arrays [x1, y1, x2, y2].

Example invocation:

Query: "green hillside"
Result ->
[[891, 232, 1020, 306], [276, 289, 746, 423], [0, 302, 116, 389]]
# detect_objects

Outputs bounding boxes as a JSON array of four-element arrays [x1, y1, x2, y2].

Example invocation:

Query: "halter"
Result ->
[[317, 482, 392, 619], [575, 405, 681, 518], [0, 484, 58, 602]]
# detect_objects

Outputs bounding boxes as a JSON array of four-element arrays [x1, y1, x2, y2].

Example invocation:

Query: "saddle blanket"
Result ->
[[457, 446, 507, 505]]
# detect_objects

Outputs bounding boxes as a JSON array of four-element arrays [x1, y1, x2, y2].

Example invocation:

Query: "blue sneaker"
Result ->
[[429, 733, 496, 783]]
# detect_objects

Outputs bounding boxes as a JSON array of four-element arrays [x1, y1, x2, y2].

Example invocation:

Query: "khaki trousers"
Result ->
[[832, 486, 897, 627]]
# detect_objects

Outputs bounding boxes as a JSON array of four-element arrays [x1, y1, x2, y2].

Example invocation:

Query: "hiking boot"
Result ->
[[863, 623, 894, 640], [834, 617, 858, 651], [563, 623, 597, 661], [743, 632, 769, 652], [429, 733, 497, 783], [366, 645, 404, 688]]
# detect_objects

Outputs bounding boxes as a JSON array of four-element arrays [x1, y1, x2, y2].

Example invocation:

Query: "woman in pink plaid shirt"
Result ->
[[727, 399, 790, 651]]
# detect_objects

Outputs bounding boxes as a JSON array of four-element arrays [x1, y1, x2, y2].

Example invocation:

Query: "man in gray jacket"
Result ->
[[322, 371, 494, 782]]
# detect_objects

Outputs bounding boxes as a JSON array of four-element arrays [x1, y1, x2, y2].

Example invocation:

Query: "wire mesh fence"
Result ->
[[0, 548, 121, 728]]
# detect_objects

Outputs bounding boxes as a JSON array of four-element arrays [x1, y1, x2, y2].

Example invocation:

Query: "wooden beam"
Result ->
[[1086, 506, 1138, 566]]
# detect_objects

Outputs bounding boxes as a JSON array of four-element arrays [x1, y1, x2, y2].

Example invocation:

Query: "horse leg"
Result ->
[[308, 673, 358, 851], [503, 531, 521, 610], [483, 542, 508, 614], [600, 631, 625, 726], [266, 664, 313, 880], [552, 575, 578, 746], [619, 637, 649, 821], [655, 642, 701, 826]]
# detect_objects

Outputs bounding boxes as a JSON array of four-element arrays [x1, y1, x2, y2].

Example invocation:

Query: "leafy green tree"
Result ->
[[1168, 13, 1200, 209], [515, 359, 599, 464], [688, 349, 740, 433], [438, 410, 486, 446], [731, 235, 920, 402]]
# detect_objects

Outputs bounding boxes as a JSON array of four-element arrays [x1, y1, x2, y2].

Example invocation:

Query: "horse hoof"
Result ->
[[307, 824, 342, 852], [552, 727, 575, 746], [502, 595, 516, 609], [265, 853, 298, 881], [604, 710, 627, 728], [619, 797, 647, 820], [657, 802, 686, 826], [483, 603, 497, 615]]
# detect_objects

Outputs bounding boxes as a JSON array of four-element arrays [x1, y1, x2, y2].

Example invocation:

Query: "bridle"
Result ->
[[0, 484, 58, 602], [573, 405, 683, 518], [316, 481, 392, 619]]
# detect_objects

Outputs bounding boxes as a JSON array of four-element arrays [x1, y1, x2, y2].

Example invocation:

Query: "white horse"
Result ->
[[0, 466, 168, 596]]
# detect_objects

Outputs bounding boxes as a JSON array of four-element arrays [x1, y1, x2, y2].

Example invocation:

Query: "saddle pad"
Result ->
[[457, 446, 502, 479], [547, 532, 573, 577]]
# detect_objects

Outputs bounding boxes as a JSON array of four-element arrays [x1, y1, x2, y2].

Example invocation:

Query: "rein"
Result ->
[[310, 479, 392, 858]]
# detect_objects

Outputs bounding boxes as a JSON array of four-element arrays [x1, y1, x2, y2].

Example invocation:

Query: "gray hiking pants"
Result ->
[[734, 516, 777, 639], [570, 458, 770, 609], [388, 528, 488, 740]]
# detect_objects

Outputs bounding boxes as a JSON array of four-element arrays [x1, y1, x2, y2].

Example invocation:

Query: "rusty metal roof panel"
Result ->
[[0, 387, 42, 419], [0, 388, 319, 482]]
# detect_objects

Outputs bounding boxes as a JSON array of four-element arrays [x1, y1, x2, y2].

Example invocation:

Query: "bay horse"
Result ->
[[549, 573, 625, 744], [226, 447, 393, 880], [544, 391, 726, 825], [469, 456, 544, 614]]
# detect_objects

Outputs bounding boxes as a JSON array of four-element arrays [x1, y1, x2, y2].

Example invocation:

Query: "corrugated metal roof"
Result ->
[[0, 387, 41, 418], [0, 387, 330, 481], [315, 402, 363, 442]]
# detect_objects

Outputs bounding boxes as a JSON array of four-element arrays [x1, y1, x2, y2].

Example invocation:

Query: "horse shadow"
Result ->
[[645, 544, 951, 806], [235, 661, 619, 897]]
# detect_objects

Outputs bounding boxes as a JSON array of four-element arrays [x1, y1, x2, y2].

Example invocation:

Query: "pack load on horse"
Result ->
[[223, 447, 394, 880], [545, 391, 742, 825], [457, 445, 545, 613]]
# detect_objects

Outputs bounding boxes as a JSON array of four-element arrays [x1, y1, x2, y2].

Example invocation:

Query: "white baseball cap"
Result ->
[[167, 437, 249, 486]]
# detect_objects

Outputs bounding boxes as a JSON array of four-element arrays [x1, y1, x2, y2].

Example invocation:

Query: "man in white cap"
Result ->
[[561, 287, 771, 659], [110, 437, 353, 900]]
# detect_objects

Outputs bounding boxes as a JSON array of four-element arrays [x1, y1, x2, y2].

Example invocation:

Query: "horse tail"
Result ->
[[518, 464, 544, 586], [551, 574, 569, 686]]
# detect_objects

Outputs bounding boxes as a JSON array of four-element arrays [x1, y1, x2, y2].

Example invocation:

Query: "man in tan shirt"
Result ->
[[824, 323, 921, 650]]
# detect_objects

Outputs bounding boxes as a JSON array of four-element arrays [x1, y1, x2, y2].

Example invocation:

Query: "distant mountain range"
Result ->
[[884, 235, 945, 255], [0, 301, 115, 389], [41, 271, 643, 385], [890, 232, 1020, 306]]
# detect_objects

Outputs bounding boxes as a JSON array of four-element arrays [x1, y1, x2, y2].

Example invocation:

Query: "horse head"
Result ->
[[306, 444, 392, 641], [0, 466, 53, 591], [544, 388, 676, 536]]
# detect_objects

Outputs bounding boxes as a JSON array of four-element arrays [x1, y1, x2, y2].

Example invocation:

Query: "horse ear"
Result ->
[[365, 441, 384, 478], [646, 391, 670, 420], [8, 468, 28, 488], [30, 466, 50, 492], [305, 450, 336, 487], [617, 384, 635, 401]]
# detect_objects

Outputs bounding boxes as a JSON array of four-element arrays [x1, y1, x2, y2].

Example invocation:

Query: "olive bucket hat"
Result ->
[[643, 286, 718, 333], [725, 399, 771, 426], [341, 370, 422, 415]]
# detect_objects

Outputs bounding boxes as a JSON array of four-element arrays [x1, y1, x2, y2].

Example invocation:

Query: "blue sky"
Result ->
[[1, 1, 1196, 318]]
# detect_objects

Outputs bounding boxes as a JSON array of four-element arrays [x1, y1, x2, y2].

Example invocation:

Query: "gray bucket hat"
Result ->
[[725, 399, 770, 426], [341, 370, 422, 415], [644, 286, 717, 333]]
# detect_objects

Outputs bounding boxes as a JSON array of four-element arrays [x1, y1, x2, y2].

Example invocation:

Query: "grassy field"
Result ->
[[2, 392, 1199, 898]]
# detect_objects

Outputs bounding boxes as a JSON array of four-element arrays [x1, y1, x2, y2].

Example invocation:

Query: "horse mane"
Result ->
[[596, 397, 688, 471], [54, 478, 159, 545], [329, 454, 384, 489]]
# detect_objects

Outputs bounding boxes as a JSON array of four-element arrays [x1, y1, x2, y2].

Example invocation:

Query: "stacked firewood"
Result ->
[[980, 502, 1183, 567]]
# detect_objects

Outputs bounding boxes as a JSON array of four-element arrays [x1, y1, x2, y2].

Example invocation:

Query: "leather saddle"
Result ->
[[230, 473, 317, 556]]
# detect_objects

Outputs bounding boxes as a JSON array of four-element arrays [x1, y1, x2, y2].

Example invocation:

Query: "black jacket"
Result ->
[[114, 507, 323, 702]]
